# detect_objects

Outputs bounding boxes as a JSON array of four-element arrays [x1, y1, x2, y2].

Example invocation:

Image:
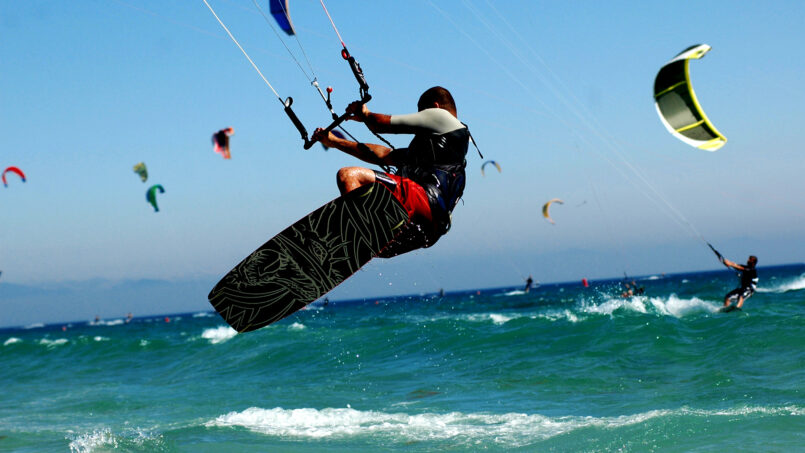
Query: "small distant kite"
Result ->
[[212, 127, 234, 159], [270, 0, 295, 35], [146, 184, 165, 212], [133, 162, 148, 183], [654, 44, 726, 151], [542, 198, 564, 224], [480, 160, 502, 176], [2, 166, 26, 188], [321, 129, 345, 151]]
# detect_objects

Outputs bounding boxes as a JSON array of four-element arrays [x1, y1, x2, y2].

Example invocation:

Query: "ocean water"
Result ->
[[1, 264, 804, 452]]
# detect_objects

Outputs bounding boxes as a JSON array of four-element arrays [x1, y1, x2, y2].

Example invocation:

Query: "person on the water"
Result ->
[[313, 86, 473, 257], [524, 275, 534, 293], [721, 255, 758, 309]]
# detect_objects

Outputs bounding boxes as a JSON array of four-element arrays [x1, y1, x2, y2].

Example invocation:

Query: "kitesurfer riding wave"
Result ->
[[313, 86, 472, 258], [721, 255, 758, 310]]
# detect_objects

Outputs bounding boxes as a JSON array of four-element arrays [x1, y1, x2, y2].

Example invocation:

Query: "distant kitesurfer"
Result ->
[[524, 275, 534, 293], [721, 255, 758, 310], [621, 280, 644, 298], [313, 86, 474, 257]]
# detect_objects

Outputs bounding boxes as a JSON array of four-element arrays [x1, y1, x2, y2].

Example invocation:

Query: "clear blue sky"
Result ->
[[2, 1, 805, 306]]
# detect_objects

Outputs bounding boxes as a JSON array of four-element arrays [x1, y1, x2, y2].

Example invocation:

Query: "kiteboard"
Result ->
[[208, 182, 409, 333], [718, 292, 746, 313]]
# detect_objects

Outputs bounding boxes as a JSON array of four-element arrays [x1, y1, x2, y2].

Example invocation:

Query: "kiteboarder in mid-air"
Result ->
[[313, 86, 474, 257]]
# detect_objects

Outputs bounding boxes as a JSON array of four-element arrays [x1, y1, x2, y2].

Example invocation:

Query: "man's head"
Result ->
[[747, 255, 758, 267], [418, 86, 457, 116]]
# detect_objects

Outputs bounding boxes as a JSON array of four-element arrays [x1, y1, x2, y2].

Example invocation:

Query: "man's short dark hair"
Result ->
[[418, 86, 456, 113]]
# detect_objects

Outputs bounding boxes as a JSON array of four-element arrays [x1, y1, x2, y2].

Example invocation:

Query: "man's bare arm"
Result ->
[[313, 128, 394, 166]]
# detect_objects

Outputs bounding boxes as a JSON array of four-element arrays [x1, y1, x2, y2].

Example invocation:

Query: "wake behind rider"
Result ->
[[312, 86, 473, 258]]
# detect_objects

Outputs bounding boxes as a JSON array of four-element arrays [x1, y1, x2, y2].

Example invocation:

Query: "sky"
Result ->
[[2, 1, 805, 324]]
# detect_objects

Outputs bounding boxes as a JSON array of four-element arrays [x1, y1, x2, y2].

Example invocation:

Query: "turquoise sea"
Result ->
[[1, 264, 804, 452]]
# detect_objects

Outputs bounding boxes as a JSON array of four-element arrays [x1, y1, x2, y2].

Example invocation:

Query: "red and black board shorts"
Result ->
[[373, 171, 432, 224]]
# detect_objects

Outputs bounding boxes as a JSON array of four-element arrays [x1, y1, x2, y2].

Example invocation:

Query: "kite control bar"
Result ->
[[707, 242, 726, 265], [303, 47, 373, 150], [283, 97, 313, 147]]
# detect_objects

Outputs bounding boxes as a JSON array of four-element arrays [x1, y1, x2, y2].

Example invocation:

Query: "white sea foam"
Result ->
[[499, 290, 526, 297], [68, 427, 163, 453], [207, 405, 805, 446], [583, 296, 648, 316], [69, 428, 117, 453], [461, 312, 523, 325], [289, 322, 306, 330], [201, 326, 237, 344], [533, 309, 582, 323], [24, 323, 44, 330], [407, 312, 524, 325], [416, 310, 581, 326], [488, 313, 514, 325], [756, 273, 805, 293], [93, 336, 109, 342], [4, 337, 22, 346], [583, 294, 717, 318], [193, 311, 214, 318], [642, 294, 717, 317], [90, 319, 124, 327], [39, 338, 68, 348]]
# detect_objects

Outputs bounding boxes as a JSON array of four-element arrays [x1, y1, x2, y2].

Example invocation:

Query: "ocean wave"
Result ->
[[648, 294, 718, 317], [192, 311, 215, 318], [201, 326, 237, 344], [24, 323, 45, 330], [497, 290, 526, 297], [756, 274, 805, 293], [532, 309, 582, 323], [207, 405, 805, 446], [415, 310, 583, 326], [405, 295, 717, 327], [68, 427, 163, 453], [39, 338, 68, 348], [90, 319, 125, 327], [404, 312, 524, 326], [582, 294, 717, 318], [69, 428, 117, 453], [3, 337, 22, 346]]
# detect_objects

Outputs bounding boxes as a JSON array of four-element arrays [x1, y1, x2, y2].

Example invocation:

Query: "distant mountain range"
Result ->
[[0, 277, 217, 329]]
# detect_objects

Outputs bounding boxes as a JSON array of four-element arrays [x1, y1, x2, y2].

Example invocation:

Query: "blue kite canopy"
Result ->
[[270, 0, 295, 35]]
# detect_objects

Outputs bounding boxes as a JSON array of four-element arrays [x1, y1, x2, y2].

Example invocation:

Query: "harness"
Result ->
[[739, 267, 758, 290], [375, 126, 471, 259], [395, 127, 470, 236]]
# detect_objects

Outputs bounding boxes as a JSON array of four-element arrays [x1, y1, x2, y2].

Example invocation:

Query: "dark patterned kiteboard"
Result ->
[[209, 182, 409, 332]]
